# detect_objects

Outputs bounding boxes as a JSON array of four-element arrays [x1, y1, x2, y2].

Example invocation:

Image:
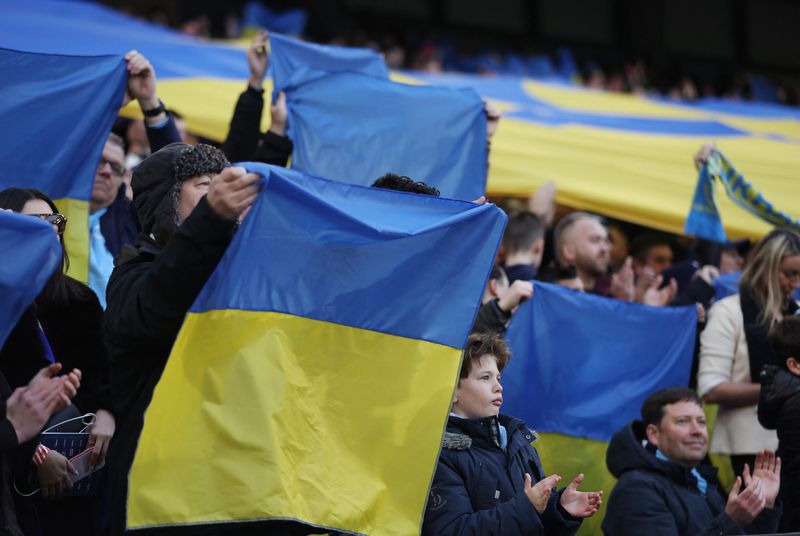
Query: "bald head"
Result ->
[[555, 213, 611, 277]]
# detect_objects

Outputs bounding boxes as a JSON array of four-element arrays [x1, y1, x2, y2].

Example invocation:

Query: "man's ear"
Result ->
[[561, 243, 575, 265], [488, 279, 500, 299], [532, 237, 545, 257], [645, 423, 660, 448], [787, 357, 800, 376]]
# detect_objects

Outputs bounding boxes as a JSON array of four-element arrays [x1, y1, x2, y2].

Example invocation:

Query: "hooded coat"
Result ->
[[602, 420, 781, 535], [422, 414, 580, 536], [104, 144, 238, 535], [758, 365, 800, 531]]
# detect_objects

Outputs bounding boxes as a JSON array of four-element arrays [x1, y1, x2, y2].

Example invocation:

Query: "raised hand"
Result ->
[[749, 450, 781, 508], [498, 280, 534, 314], [611, 257, 635, 302], [124, 50, 158, 111], [247, 30, 269, 90], [559, 473, 603, 518], [207, 166, 262, 221], [641, 274, 678, 307], [524, 473, 561, 513], [270, 91, 288, 136], [725, 475, 766, 528]]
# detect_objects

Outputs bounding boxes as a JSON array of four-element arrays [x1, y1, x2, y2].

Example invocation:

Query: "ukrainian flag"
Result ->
[[127, 165, 507, 534], [0, 47, 127, 282], [6, 0, 799, 238], [503, 282, 697, 535], [0, 210, 61, 347]]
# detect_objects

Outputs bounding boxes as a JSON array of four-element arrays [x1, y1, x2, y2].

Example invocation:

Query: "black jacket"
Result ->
[[759, 365, 800, 531], [472, 299, 511, 335], [423, 414, 580, 536], [104, 197, 236, 535], [221, 86, 292, 166], [602, 420, 781, 535]]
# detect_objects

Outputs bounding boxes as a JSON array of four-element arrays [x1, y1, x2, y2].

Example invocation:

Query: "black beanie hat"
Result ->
[[132, 143, 227, 243]]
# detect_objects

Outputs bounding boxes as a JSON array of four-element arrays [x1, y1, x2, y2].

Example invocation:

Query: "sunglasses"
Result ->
[[29, 213, 67, 235]]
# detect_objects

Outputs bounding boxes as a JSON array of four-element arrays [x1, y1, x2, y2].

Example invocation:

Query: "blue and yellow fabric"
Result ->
[[0, 210, 61, 347], [686, 149, 800, 242], [0, 47, 127, 282], [3, 0, 799, 237], [126, 164, 507, 534], [503, 282, 697, 534], [241, 2, 307, 38], [268, 34, 488, 201]]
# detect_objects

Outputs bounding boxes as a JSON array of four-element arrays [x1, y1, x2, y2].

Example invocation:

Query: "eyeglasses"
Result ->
[[28, 213, 67, 235], [97, 157, 125, 178]]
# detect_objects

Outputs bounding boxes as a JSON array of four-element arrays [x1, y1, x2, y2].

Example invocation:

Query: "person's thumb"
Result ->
[[524, 473, 532, 490], [568, 473, 585, 490]]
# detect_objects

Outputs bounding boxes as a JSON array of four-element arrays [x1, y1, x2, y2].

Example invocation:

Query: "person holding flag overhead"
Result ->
[[103, 144, 262, 535]]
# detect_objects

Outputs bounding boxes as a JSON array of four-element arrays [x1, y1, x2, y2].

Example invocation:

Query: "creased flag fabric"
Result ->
[[127, 164, 506, 534], [0, 48, 127, 282], [269, 32, 388, 91], [503, 282, 697, 442], [502, 282, 697, 535], [0, 210, 61, 348], [284, 72, 488, 201], [685, 149, 800, 241]]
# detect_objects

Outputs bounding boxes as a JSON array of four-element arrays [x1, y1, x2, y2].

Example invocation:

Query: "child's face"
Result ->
[[452, 355, 503, 419]]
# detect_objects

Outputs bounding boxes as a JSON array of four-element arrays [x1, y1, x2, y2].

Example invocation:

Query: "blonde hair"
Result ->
[[739, 228, 800, 329]]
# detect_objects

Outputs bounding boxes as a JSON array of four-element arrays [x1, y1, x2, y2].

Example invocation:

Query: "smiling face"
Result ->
[[646, 400, 708, 468], [452, 355, 503, 419]]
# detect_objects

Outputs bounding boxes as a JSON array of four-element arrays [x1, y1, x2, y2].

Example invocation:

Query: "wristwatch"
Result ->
[[142, 99, 166, 118]]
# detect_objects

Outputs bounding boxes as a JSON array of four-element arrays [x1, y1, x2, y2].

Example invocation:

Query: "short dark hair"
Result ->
[[640, 387, 701, 428], [489, 263, 507, 282], [503, 211, 545, 255], [371, 173, 440, 196], [630, 232, 673, 264], [771, 316, 800, 366], [460, 332, 511, 379]]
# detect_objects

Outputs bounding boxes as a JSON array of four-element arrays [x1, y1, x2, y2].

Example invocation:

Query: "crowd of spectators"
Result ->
[[2, 11, 800, 536], [120, 1, 800, 107]]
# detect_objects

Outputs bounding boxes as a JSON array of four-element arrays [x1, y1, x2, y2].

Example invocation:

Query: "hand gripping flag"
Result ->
[[0, 48, 127, 282], [0, 210, 61, 348], [127, 165, 506, 534], [685, 149, 800, 242], [503, 282, 697, 534]]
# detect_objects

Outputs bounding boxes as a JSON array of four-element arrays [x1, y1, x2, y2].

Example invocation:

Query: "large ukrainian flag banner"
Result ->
[[503, 283, 697, 535], [127, 165, 507, 534], [0, 210, 61, 347], [5, 0, 799, 238], [0, 48, 127, 282]]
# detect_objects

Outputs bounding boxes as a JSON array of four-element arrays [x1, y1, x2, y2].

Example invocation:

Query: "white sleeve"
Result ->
[[697, 299, 739, 398]]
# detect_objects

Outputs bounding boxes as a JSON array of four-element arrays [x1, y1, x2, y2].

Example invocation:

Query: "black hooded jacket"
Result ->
[[759, 365, 800, 531], [602, 421, 780, 535]]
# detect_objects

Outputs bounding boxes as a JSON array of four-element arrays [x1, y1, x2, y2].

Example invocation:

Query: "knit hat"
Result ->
[[132, 143, 227, 243]]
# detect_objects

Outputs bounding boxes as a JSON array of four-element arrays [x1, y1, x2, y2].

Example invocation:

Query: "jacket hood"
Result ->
[[131, 143, 189, 242], [606, 420, 714, 485]]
